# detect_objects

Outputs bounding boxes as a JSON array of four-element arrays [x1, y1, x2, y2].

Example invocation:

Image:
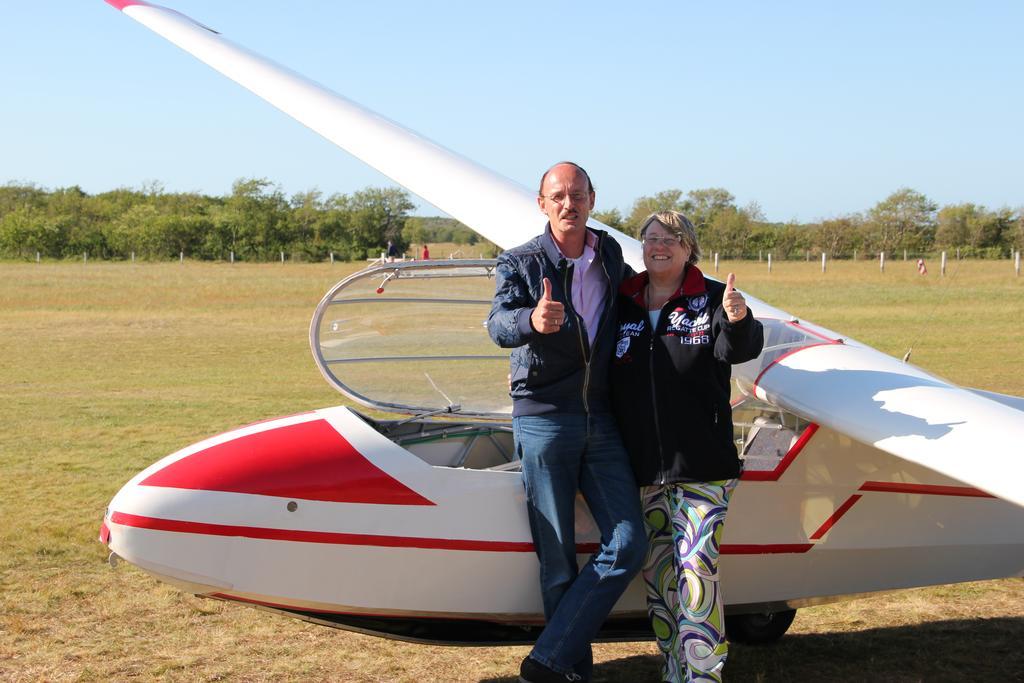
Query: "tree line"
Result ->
[[596, 187, 1023, 260], [0, 179, 493, 262], [1, 180, 1021, 261]]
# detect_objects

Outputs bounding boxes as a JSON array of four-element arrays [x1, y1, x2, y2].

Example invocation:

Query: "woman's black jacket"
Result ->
[[610, 266, 764, 485]]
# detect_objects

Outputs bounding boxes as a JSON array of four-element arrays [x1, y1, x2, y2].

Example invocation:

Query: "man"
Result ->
[[488, 162, 646, 682]]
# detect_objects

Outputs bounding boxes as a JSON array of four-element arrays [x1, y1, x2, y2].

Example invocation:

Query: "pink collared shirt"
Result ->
[[556, 230, 607, 347]]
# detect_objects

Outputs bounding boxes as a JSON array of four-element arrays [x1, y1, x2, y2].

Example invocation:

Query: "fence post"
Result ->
[[131, 251, 135, 263], [767, 253, 772, 273], [1015, 251, 1020, 276], [821, 252, 827, 273], [903, 249, 907, 261], [941, 251, 947, 277], [36, 252, 40, 263], [805, 250, 809, 262], [853, 249, 857, 261], [330, 251, 335, 264], [83, 252, 87, 264], [714, 252, 719, 273], [880, 251, 885, 273], [956, 247, 961, 260], [180, 251, 184, 264], [280, 251, 285, 263], [230, 251, 234, 263]]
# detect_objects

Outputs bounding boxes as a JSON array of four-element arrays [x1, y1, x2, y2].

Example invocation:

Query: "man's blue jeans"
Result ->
[[513, 412, 647, 678]]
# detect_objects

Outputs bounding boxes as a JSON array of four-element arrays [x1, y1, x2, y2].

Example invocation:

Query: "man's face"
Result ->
[[537, 164, 595, 246]]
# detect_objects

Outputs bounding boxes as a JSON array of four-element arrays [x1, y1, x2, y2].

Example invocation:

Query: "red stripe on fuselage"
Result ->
[[740, 423, 819, 481], [721, 543, 814, 554], [111, 511, 533, 551], [109, 511, 598, 554], [809, 494, 862, 540], [859, 481, 994, 498], [140, 419, 434, 506]]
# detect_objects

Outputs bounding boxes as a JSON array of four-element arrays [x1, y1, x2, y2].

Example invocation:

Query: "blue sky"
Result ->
[[1, 1, 1020, 222]]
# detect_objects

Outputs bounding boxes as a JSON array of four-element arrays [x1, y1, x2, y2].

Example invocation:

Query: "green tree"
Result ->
[[348, 187, 415, 258], [1010, 209, 1024, 253], [624, 190, 686, 236], [703, 206, 752, 258], [0, 182, 48, 216], [591, 208, 624, 231], [0, 205, 63, 257], [215, 178, 289, 260], [402, 216, 428, 247], [686, 188, 736, 230], [865, 188, 937, 255], [814, 215, 863, 259]]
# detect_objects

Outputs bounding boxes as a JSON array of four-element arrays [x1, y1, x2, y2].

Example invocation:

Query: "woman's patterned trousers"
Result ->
[[641, 480, 737, 683]]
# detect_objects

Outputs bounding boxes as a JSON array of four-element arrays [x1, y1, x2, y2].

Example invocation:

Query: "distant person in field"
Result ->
[[917, 258, 927, 275], [488, 161, 645, 683], [422, 244, 430, 260], [610, 211, 763, 683], [386, 240, 399, 262]]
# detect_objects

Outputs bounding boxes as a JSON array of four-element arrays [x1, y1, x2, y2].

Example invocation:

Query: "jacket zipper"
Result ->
[[648, 300, 667, 485], [564, 264, 591, 416], [649, 334, 667, 485]]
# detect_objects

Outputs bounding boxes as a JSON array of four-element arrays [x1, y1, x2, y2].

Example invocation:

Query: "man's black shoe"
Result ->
[[518, 655, 583, 683]]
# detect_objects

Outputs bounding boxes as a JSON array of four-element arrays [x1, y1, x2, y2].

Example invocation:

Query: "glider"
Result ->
[[100, 0, 1024, 644]]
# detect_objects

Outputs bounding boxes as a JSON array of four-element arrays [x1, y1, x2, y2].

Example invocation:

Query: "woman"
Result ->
[[610, 211, 763, 683]]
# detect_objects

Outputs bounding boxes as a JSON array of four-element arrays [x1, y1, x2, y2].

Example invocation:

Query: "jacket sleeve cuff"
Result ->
[[516, 308, 537, 340], [720, 310, 752, 331]]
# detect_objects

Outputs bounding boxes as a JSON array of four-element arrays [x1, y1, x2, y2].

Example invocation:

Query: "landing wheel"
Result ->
[[725, 608, 797, 645]]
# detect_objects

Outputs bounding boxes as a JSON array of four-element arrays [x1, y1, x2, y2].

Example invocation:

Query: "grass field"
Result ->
[[1, 258, 1022, 682]]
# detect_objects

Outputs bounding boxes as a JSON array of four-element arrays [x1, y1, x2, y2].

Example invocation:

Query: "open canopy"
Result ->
[[310, 260, 512, 419]]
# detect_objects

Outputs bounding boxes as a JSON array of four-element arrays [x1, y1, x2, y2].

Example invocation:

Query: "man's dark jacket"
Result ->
[[610, 266, 764, 484], [487, 225, 630, 417]]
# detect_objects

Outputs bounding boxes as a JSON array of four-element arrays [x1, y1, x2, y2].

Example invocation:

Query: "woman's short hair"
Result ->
[[640, 211, 701, 265]]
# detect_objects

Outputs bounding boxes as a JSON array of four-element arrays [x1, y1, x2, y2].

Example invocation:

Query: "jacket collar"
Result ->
[[620, 264, 707, 308], [540, 223, 603, 269]]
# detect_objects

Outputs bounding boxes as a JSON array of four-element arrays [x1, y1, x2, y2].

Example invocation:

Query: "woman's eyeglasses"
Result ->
[[643, 235, 682, 247]]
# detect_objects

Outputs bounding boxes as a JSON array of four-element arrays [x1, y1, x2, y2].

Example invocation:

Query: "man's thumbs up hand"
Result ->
[[531, 277, 566, 334]]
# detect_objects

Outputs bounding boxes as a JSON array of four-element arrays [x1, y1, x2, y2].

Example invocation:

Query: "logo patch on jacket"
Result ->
[[688, 294, 709, 312], [667, 305, 711, 345], [616, 336, 630, 358], [615, 321, 644, 359]]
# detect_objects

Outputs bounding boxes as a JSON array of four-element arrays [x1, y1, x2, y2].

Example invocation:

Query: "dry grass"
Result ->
[[0, 259, 1022, 682]]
